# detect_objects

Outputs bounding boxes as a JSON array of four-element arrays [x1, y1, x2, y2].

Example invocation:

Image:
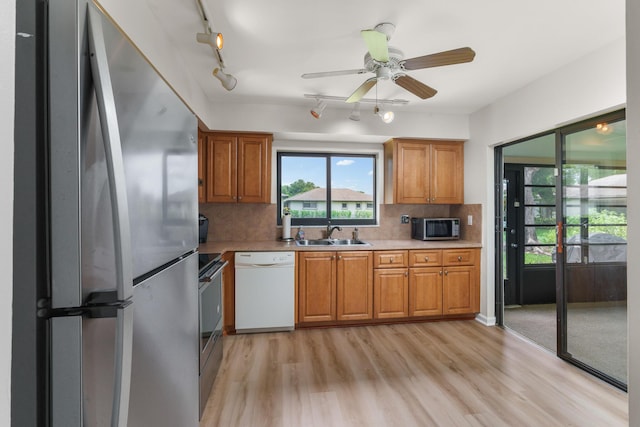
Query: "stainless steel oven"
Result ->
[[197, 253, 226, 418]]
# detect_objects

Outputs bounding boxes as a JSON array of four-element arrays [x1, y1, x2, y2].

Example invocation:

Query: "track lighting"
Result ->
[[196, 32, 224, 50], [348, 103, 361, 121], [213, 68, 237, 91], [310, 100, 327, 119], [195, 0, 237, 90], [304, 94, 405, 122]]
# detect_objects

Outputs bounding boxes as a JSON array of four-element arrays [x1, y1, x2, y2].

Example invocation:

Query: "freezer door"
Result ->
[[128, 253, 199, 426], [100, 12, 198, 278]]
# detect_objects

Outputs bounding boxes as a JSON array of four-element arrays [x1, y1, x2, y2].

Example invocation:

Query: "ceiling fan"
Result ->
[[301, 22, 476, 103]]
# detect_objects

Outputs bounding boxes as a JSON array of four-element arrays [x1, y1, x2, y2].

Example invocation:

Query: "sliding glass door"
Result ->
[[498, 110, 627, 389], [559, 114, 627, 388]]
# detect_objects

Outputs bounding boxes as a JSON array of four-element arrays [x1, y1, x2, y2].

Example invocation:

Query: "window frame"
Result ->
[[277, 152, 377, 226]]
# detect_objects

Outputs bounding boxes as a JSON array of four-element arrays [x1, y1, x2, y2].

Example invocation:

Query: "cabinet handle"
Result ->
[[404, 271, 408, 277], [444, 270, 448, 275], [238, 196, 242, 200], [390, 257, 394, 263], [424, 256, 429, 262], [439, 270, 443, 276], [457, 256, 462, 261], [338, 255, 342, 260], [331, 255, 335, 260]]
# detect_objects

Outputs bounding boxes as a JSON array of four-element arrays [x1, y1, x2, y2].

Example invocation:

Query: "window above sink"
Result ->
[[277, 152, 377, 227]]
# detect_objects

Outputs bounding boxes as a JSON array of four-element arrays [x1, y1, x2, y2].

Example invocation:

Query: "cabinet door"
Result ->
[[409, 267, 443, 317], [395, 141, 430, 204], [442, 265, 478, 314], [374, 268, 409, 319], [197, 132, 206, 203], [430, 143, 463, 204], [237, 134, 271, 203], [221, 252, 235, 333], [337, 251, 373, 321], [298, 252, 336, 323], [206, 134, 237, 203]]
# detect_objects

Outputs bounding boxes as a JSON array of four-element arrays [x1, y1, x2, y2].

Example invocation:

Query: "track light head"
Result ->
[[374, 105, 394, 123], [212, 68, 237, 91], [196, 32, 224, 50], [349, 103, 361, 121], [310, 100, 327, 119]]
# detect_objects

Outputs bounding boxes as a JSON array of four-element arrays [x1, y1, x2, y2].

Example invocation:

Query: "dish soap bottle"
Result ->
[[295, 226, 305, 241]]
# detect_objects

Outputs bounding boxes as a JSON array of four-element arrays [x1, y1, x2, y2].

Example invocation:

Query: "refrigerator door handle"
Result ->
[[113, 302, 134, 427], [87, 4, 134, 302]]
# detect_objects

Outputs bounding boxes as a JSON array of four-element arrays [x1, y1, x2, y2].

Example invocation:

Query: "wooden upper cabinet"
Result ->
[[384, 139, 464, 205], [237, 134, 271, 203], [430, 143, 464, 205], [201, 131, 272, 204]]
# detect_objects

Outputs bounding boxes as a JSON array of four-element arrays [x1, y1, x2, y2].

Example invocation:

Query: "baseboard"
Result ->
[[475, 313, 497, 326]]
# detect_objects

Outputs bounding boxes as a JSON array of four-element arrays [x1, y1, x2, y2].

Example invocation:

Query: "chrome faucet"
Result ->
[[326, 222, 342, 239]]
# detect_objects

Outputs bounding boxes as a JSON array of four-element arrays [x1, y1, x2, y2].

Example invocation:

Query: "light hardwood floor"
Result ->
[[201, 321, 628, 427]]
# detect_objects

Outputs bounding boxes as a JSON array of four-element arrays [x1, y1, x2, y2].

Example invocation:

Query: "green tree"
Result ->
[[282, 179, 318, 198]]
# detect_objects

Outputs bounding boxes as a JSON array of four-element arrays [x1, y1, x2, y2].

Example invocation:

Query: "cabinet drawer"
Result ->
[[443, 249, 477, 266], [409, 250, 442, 267], [374, 250, 408, 268]]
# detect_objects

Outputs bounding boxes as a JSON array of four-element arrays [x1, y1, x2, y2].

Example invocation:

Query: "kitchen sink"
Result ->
[[295, 239, 370, 246]]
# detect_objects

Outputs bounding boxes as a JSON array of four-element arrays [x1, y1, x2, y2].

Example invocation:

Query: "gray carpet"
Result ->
[[504, 302, 627, 384]]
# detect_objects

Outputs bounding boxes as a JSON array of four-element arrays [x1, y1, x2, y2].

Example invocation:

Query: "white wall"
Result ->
[[0, 0, 15, 423], [626, 0, 639, 420], [467, 37, 626, 323]]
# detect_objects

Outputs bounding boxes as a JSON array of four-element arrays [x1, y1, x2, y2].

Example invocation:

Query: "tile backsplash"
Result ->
[[199, 203, 482, 243]]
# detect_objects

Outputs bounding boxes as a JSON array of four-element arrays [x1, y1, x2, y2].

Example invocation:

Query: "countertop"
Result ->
[[199, 239, 482, 254]]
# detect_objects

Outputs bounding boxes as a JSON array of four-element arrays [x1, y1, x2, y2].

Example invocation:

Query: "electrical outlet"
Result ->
[[401, 214, 410, 224]]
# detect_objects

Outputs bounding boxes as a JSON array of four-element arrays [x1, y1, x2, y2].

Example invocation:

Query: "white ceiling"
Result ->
[[151, 0, 625, 118]]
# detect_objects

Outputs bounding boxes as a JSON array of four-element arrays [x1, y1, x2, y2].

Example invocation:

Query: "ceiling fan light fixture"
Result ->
[[310, 100, 327, 119], [212, 67, 237, 91], [196, 32, 224, 50]]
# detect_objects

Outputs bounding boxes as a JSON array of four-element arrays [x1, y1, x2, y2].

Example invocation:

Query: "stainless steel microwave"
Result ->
[[411, 217, 460, 240]]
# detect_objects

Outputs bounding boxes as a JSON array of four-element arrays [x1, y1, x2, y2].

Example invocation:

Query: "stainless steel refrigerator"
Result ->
[[46, 1, 199, 425]]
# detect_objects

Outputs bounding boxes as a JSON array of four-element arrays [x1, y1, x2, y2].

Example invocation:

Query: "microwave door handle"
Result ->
[[88, 6, 134, 427]]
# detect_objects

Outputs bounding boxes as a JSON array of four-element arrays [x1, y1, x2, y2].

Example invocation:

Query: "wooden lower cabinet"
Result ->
[[409, 267, 443, 316], [337, 251, 373, 321], [443, 265, 479, 315], [374, 268, 409, 319], [298, 251, 336, 323], [298, 251, 373, 324], [297, 248, 479, 327]]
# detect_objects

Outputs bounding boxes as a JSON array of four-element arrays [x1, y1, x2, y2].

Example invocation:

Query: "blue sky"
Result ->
[[281, 155, 374, 195]]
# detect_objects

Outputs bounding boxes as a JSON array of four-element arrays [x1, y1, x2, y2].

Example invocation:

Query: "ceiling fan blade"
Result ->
[[301, 69, 368, 79], [394, 75, 437, 99], [346, 78, 377, 103], [402, 47, 476, 71], [361, 29, 389, 62]]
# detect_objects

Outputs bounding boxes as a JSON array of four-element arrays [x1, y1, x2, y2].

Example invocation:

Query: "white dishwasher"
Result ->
[[235, 251, 295, 333]]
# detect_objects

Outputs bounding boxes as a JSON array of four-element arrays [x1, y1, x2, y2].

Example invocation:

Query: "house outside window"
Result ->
[[278, 153, 376, 226]]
